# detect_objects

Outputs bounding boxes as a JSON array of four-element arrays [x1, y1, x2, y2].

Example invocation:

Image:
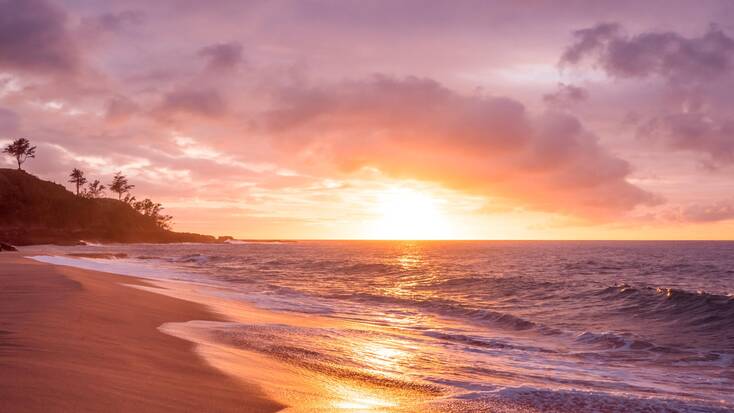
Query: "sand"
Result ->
[[0, 253, 284, 412]]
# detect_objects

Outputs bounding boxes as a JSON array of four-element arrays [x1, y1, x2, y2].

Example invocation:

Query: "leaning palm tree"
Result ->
[[69, 168, 88, 196]]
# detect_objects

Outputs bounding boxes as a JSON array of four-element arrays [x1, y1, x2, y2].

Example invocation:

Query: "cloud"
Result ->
[[264, 75, 658, 219], [156, 88, 227, 118], [105, 96, 139, 123], [543, 83, 588, 106], [0, 0, 81, 75], [562, 23, 734, 166], [561, 23, 734, 84], [80, 10, 144, 34], [198, 42, 244, 71], [638, 112, 734, 165], [0, 107, 19, 135], [682, 201, 734, 222]]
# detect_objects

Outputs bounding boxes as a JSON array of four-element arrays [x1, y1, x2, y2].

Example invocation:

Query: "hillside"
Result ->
[[0, 169, 217, 245]]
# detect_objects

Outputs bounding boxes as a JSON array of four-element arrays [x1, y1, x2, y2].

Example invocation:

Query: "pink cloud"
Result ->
[[263, 75, 659, 219]]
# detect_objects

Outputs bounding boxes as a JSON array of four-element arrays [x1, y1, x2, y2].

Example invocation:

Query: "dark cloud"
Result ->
[[79, 10, 144, 35], [638, 112, 734, 165], [561, 23, 734, 84], [0, 0, 80, 75], [157, 88, 227, 118], [543, 83, 588, 106], [563, 23, 734, 166], [264, 75, 658, 219], [198, 42, 244, 71]]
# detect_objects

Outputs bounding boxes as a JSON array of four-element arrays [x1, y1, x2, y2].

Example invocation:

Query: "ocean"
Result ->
[[26, 241, 734, 412]]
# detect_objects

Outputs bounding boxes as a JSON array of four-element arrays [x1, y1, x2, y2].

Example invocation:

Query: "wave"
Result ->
[[325, 291, 545, 332], [424, 331, 556, 354], [173, 254, 216, 265], [78, 240, 105, 247], [66, 252, 128, 259], [599, 284, 734, 328], [202, 323, 443, 395], [592, 283, 734, 353], [574, 331, 657, 351], [449, 386, 734, 413]]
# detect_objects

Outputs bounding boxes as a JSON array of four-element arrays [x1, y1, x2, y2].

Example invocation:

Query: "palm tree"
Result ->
[[84, 180, 106, 198], [2, 138, 36, 170], [69, 168, 87, 196], [109, 172, 134, 200]]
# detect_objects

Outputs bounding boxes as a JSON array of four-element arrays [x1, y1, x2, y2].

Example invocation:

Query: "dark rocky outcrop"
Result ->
[[0, 242, 17, 251]]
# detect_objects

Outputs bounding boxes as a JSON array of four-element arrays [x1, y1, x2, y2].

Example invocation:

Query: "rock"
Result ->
[[0, 242, 18, 252], [217, 235, 234, 242]]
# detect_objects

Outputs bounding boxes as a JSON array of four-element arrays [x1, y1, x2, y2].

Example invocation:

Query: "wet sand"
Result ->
[[0, 253, 284, 412]]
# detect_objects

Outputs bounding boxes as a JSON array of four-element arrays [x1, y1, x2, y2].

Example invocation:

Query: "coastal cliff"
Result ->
[[0, 168, 217, 245]]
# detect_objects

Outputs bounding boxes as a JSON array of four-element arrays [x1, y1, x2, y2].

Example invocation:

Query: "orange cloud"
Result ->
[[264, 75, 659, 220]]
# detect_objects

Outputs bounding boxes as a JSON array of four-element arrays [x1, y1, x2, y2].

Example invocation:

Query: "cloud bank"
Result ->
[[265, 76, 657, 219], [563, 22, 734, 167]]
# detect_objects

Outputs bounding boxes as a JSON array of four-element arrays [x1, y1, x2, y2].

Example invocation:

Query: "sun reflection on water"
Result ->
[[397, 254, 421, 270], [358, 340, 409, 373], [331, 384, 398, 411], [379, 250, 441, 307]]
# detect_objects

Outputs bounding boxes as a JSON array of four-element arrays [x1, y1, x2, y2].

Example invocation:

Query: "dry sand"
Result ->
[[0, 253, 284, 412]]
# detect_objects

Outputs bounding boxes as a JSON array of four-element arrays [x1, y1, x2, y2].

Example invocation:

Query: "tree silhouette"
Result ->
[[122, 193, 136, 205], [109, 172, 134, 200], [133, 198, 173, 230], [84, 179, 106, 198], [3, 138, 36, 170], [68, 168, 87, 196]]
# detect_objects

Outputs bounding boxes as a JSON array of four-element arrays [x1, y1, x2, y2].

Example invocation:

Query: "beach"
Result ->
[[3, 242, 733, 413], [0, 253, 283, 412]]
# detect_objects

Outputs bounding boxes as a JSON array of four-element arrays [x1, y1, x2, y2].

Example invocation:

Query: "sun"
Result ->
[[366, 187, 455, 240]]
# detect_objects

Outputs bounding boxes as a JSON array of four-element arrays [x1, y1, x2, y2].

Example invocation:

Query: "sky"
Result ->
[[2, 0, 734, 239]]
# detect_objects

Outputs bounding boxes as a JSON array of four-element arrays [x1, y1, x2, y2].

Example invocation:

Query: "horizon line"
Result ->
[[227, 238, 734, 242]]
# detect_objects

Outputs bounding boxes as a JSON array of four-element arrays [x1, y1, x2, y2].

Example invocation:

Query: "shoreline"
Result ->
[[0, 253, 284, 412], [4, 247, 732, 413], [9, 251, 452, 412]]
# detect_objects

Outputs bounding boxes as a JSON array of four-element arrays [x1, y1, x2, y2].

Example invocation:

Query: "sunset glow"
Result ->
[[3, 3, 734, 413], [367, 188, 455, 240], [1, 1, 734, 240]]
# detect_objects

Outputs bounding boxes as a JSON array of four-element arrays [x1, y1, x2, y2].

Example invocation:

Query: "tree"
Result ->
[[2, 138, 36, 170], [109, 172, 134, 200], [133, 198, 173, 230], [122, 193, 136, 205], [84, 179, 106, 198], [68, 168, 87, 196]]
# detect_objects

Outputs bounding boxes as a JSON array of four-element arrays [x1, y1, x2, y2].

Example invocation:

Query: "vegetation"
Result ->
[[0, 140, 222, 245], [109, 172, 134, 200], [133, 198, 173, 230], [84, 180, 106, 199], [65, 168, 173, 230], [122, 193, 136, 205], [2, 138, 36, 170], [0, 168, 216, 245], [68, 168, 87, 195]]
